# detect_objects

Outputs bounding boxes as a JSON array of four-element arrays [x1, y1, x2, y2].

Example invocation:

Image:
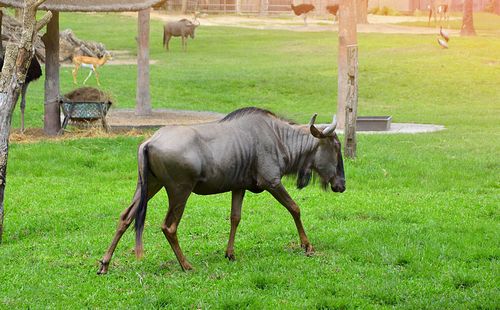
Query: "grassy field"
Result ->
[[1, 12, 499, 308], [398, 12, 500, 36]]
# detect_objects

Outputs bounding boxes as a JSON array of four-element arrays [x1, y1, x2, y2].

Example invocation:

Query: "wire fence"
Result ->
[[161, 0, 341, 15]]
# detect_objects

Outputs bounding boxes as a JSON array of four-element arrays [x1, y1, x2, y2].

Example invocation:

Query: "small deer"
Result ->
[[72, 53, 112, 86]]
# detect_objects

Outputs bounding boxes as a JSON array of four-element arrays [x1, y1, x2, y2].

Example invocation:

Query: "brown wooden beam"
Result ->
[[135, 8, 152, 116], [344, 44, 358, 159], [337, 0, 357, 130], [42, 11, 61, 135]]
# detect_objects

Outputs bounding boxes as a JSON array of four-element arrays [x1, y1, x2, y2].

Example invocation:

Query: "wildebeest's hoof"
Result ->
[[225, 252, 236, 261], [181, 261, 193, 271], [302, 244, 315, 256], [97, 260, 109, 275]]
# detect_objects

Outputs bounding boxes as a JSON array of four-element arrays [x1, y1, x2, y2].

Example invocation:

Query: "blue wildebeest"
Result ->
[[98, 107, 345, 273], [163, 18, 199, 52]]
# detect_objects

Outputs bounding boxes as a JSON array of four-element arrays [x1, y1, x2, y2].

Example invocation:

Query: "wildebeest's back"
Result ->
[[146, 119, 273, 194]]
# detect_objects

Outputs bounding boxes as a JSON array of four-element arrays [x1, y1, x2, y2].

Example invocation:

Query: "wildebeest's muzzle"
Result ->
[[331, 178, 346, 193]]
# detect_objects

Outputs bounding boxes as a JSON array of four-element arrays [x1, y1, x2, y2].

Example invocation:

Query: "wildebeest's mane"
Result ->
[[219, 107, 296, 124]]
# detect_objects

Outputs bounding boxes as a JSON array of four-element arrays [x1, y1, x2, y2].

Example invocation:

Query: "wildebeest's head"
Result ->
[[181, 19, 199, 39], [297, 114, 346, 193]]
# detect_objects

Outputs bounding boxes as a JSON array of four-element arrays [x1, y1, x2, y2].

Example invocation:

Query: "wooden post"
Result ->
[[337, 0, 357, 130], [42, 11, 61, 135], [344, 45, 358, 159], [135, 9, 152, 116]]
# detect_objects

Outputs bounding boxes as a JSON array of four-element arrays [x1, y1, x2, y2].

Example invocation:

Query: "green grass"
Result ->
[[398, 12, 500, 36], [1, 12, 499, 308]]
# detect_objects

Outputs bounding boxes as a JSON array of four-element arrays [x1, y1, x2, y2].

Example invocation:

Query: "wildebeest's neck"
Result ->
[[270, 121, 317, 175]]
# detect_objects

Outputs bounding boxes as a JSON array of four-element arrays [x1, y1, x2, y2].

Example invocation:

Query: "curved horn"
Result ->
[[322, 115, 337, 136], [308, 113, 318, 127], [192, 13, 201, 26], [309, 113, 325, 139]]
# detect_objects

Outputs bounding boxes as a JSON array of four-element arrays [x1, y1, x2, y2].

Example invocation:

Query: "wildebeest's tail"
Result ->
[[134, 142, 149, 250], [162, 26, 166, 48]]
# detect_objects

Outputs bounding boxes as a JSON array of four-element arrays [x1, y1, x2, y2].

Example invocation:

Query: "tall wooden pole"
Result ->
[[42, 11, 61, 135], [135, 9, 152, 116], [337, 0, 357, 130], [344, 45, 358, 158]]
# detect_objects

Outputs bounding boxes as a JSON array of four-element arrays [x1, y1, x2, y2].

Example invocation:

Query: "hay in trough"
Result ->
[[62, 87, 113, 103]]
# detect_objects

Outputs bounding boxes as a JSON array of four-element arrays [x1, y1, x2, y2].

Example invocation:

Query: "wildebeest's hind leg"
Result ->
[[97, 178, 162, 275], [267, 183, 314, 255], [165, 34, 172, 51], [225, 190, 245, 261], [161, 186, 193, 271]]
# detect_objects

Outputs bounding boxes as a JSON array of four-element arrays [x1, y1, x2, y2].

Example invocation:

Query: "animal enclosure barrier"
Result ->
[[161, 0, 341, 15]]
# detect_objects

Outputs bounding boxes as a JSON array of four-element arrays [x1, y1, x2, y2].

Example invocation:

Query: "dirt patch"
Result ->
[[106, 108, 224, 129], [122, 12, 460, 35], [9, 127, 150, 144]]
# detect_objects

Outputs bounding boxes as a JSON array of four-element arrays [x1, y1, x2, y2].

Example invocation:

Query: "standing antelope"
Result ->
[[428, 0, 451, 27], [72, 53, 112, 86]]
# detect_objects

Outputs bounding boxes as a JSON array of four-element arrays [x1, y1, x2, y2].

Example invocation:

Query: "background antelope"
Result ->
[[428, 0, 451, 27], [72, 52, 112, 86]]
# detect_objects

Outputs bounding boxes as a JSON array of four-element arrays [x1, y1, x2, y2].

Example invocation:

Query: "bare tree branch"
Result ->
[[36, 11, 53, 32]]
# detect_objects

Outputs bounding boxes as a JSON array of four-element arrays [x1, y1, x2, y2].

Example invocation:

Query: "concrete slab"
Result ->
[[335, 123, 446, 134], [106, 109, 445, 134]]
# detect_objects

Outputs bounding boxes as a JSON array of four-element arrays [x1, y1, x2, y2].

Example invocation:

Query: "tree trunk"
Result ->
[[357, 0, 368, 24], [461, 0, 476, 36], [0, 0, 52, 243], [0, 9, 3, 52], [493, 0, 500, 15], [337, 0, 357, 129]]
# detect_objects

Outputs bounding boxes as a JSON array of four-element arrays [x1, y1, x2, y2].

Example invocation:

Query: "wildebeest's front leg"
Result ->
[[225, 189, 245, 261], [181, 35, 186, 52], [267, 183, 314, 255], [162, 186, 193, 271]]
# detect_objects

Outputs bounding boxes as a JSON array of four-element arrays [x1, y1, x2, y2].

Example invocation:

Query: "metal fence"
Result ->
[[161, 0, 342, 15], [159, 0, 492, 16]]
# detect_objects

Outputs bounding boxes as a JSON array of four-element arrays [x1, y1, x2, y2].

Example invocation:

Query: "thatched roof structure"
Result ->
[[0, 0, 166, 12]]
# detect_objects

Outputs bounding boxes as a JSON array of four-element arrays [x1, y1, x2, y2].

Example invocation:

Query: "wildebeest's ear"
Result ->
[[297, 166, 312, 189], [310, 125, 325, 139]]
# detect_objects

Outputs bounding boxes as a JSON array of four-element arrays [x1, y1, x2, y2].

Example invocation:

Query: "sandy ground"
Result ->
[[122, 11, 460, 35], [107, 108, 224, 128]]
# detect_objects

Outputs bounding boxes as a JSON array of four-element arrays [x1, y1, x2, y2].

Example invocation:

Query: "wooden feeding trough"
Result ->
[[356, 116, 392, 131], [58, 87, 112, 133]]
